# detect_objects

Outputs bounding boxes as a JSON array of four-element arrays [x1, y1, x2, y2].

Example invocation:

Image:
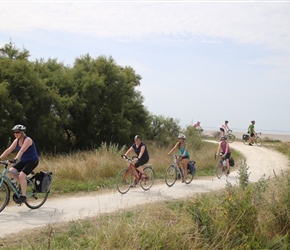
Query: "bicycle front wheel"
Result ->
[[140, 166, 155, 191], [116, 168, 133, 194], [0, 180, 10, 213], [214, 132, 221, 142], [165, 165, 177, 187], [227, 134, 235, 143], [255, 137, 262, 147], [25, 179, 49, 209], [216, 162, 223, 179]]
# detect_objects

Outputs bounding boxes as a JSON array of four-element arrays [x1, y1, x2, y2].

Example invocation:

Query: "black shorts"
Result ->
[[220, 128, 225, 132], [135, 158, 149, 168], [181, 156, 189, 159], [250, 133, 255, 137], [222, 152, 231, 160], [13, 160, 39, 175]]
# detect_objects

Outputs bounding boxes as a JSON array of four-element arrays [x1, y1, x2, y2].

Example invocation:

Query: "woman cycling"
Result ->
[[124, 135, 149, 187], [216, 135, 231, 175], [168, 134, 190, 183], [0, 124, 39, 204]]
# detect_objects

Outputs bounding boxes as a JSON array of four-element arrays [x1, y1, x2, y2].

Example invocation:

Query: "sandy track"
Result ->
[[0, 142, 289, 238]]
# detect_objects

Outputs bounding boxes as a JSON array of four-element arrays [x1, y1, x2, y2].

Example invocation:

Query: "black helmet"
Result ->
[[225, 120, 228, 123], [251, 120, 255, 124], [11, 124, 26, 131]]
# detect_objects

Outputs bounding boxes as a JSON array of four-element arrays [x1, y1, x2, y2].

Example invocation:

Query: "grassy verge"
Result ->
[[7, 141, 290, 249]]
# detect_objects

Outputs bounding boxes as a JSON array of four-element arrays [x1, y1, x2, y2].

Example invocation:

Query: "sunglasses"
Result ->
[[13, 131, 21, 134]]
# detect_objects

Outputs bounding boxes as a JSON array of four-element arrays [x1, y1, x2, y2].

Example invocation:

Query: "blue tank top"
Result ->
[[16, 136, 39, 163], [179, 143, 190, 157]]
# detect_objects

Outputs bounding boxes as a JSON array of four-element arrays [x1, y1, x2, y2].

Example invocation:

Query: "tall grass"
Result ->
[[5, 141, 290, 249], [39, 140, 242, 194]]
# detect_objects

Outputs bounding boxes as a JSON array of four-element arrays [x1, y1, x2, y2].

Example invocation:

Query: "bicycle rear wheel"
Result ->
[[216, 162, 223, 179], [116, 168, 133, 194], [165, 165, 177, 187], [0, 180, 10, 213], [255, 137, 262, 147], [227, 134, 235, 143], [214, 132, 221, 142], [242, 136, 249, 145], [140, 166, 155, 191], [185, 170, 194, 184], [25, 179, 49, 209]]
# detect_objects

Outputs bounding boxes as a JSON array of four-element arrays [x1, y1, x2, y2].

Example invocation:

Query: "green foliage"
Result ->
[[0, 42, 150, 152], [147, 115, 181, 147], [183, 125, 203, 150]]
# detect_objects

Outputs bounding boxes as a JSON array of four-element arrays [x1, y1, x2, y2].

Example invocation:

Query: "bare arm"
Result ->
[[124, 146, 134, 157], [168, 142, 179, 155], [0, 139, 18, 159]]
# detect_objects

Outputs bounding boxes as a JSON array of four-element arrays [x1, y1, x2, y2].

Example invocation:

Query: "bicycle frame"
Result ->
[[116, 155, 155, 194], [0, 163, 22, 196], [215, 153, 228, 179], [0, 160, 50, 212]]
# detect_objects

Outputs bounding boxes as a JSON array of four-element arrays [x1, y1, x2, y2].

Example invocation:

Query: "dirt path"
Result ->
[[0, 142, 289, 238]]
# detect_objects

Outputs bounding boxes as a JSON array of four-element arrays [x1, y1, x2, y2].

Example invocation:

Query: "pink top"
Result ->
[[221, 142, 231, 153]]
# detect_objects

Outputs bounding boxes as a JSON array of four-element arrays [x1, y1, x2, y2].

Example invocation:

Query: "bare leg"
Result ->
[[19, 172, 27, 196]]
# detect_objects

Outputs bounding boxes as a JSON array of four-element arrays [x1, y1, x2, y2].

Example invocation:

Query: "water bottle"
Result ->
[[222, 160, 226, 167], [11, 178, 17, 188]]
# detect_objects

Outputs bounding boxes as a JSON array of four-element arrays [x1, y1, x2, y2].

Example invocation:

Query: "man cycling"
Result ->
[[248, 120, 256, 146]]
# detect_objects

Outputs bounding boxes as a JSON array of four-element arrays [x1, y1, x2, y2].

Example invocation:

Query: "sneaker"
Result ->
[[130, 179, 138, 187], [182, 178, 185, 183], [249, 143, 253, 146], [15, 195, 26, 204], [227, 170, 230, 175]]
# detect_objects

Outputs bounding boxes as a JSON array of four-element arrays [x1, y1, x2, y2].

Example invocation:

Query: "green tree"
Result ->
[[147, 115, 181, 147]]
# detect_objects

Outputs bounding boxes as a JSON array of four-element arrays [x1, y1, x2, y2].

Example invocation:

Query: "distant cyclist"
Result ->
[[248, 120, 256, 146], [220, 120, 231, 137], [193, 121, 203, 133]]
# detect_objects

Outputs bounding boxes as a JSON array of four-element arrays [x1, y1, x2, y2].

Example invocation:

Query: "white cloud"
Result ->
[[1, 2, 290, 51]]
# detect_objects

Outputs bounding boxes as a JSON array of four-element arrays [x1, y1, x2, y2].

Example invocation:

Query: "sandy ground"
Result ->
[[0, 141, 289, 238]]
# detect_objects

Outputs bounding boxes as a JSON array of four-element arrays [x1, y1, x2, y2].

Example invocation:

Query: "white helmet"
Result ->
[[11, 124, 26, 131], [178, 133, 186, 139]]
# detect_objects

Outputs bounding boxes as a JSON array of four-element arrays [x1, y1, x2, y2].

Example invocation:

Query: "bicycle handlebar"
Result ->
[[0, 160, 16, 167], [121, 154, 138, 162]]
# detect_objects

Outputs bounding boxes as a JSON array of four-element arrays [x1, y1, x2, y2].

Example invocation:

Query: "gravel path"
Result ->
[[0, 142, 289, 238]]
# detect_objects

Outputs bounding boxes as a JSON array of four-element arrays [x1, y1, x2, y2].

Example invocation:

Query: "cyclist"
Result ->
[[216, 135, 231, 175], [220, 120, 231, 136], [193, 121, 202, 130], [123, 135, 149, 187], [168, 133, 190, 183], [0, 124, 39, 204], [248, 120, 256, 146]]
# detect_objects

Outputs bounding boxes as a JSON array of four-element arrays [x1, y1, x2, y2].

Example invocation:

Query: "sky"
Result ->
[[1, 0, 290, 133]]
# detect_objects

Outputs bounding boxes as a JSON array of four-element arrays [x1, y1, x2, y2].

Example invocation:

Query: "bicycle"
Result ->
[[116, 155, 155, 194], [242, 132, 262, 146], [164, 154, 195, 187], [214, 130, 236, 143], [0, 160, 50, 213], [215, 153, 229, 179]]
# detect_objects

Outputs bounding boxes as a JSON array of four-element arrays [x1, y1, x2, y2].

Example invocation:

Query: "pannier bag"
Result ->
[[35, 171, 53, 193], [229, 157, 235, 167], [242, 134, 249, 140], [187, 161, 196, 175]]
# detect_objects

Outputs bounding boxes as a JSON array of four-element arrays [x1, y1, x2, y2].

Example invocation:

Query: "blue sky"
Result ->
[[1, 1, 290, 133]]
